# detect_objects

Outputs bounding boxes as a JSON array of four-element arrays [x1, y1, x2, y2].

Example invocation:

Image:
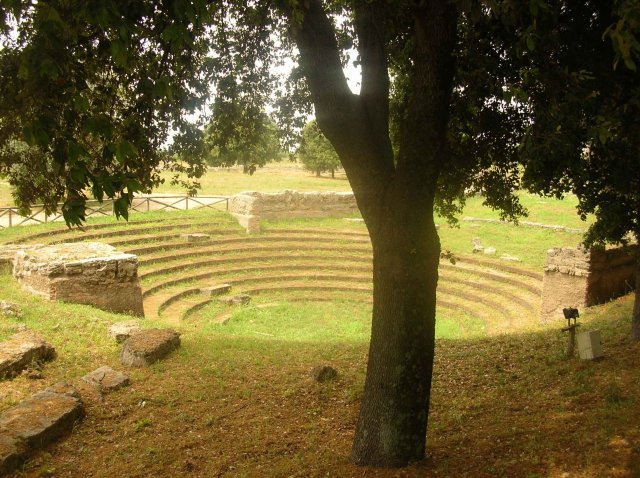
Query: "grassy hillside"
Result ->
[[0, 262, 636, 477], [0, 192, 630, 478]]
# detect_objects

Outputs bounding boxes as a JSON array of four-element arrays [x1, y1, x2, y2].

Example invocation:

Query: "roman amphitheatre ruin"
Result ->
[[0, 190, 637, 476]]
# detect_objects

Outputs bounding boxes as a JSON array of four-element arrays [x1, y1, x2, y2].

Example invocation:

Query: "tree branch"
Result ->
[[396, 0, 457, 179], [287, 0, 394, 221], [355, 2, 392, 157]]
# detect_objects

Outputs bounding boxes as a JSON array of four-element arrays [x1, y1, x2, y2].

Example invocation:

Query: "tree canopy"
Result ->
[[204, 104, 281, 174]]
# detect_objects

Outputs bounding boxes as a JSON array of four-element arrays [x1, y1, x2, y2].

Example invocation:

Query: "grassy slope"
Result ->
[[1, 172, 630, 477], [0, 268, 637, 477]]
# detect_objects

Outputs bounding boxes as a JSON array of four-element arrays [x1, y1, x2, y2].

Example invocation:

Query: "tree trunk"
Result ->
[[287, 0, 456, 467], [632, 251, 640, 341], [351, 195, 440, 466], [331, 168, 335, 179], [316, 169, 320, 177]]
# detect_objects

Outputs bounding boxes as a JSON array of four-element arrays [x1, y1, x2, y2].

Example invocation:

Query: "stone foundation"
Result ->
[[229, 190, 359, 233], [541, 245, 637, 322], [11, 242, 144, 317]]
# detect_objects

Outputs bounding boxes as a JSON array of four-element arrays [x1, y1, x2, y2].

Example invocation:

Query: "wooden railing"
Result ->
[[0, 195, 229, 229]]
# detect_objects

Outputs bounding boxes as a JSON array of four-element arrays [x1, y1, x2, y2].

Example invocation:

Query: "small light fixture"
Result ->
[[562, 307, 579, 327]]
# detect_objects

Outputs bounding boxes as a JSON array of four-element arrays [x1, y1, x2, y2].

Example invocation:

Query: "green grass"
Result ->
[[263, 215, 581, 270], [156, 160, 352, 197], [437, 221, 582, 270], [197, 300, 487, 343], [457, 192, 591, 230], [2, 163, 590, 233]]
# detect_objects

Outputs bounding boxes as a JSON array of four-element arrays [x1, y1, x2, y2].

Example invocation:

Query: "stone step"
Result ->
[[126, 232, 370, 257], [0, 332, 55, 379], [0, 382, 84, 474]]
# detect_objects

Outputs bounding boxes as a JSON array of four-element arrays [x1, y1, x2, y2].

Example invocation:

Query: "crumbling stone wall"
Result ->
[[11, 242, 144, 317], [229, 190, 360, 233], [541, 245, 637, 322]]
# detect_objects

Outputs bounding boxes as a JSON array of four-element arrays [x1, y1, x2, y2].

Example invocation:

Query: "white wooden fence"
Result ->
[[0, 195, 229, 229]]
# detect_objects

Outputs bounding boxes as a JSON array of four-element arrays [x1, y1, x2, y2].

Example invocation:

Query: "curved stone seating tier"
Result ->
[[2, 216, 544, 336], [125, 231, 371, 258], [152, 267, 535, 333], [191, 289, 496, 333], [6, 218, 171, 243], [137, 244, 373, 275], [140, 255, 373, 286], [139, 253, 539, 322], [45, 221, 238, 245]]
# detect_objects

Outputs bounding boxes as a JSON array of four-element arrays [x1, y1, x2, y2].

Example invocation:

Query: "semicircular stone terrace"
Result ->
[[5, 210, 543, 336]]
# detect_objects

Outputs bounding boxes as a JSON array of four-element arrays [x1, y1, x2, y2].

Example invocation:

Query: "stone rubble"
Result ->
[[120, 328, 181, 367], [180, 233, 210, 242], [0, 301, 21, 318], [82, 366, 130, 393], [0, 331, 55, 379], [200, 284, 232, 297], [108, 321, 142, 343], [220, 294, 251, 306], [0, 382, 84, 474]]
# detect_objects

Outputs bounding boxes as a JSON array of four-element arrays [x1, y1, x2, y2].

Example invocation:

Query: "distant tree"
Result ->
[[204, 100, 281, 175], [297, 120, 340, 178]]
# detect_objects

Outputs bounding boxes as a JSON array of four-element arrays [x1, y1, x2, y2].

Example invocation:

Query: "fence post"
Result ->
[[8, 209, 12, 227], [185, 196, 189, 211]]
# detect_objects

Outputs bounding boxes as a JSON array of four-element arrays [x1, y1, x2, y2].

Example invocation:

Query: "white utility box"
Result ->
[[576, 330, 603, 360]]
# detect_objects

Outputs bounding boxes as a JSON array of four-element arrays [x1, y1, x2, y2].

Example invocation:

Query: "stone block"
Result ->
[[540, 245, 637, 323], [108, 321, 142, 343], [121, 328, 181, 367], [0, 301, 21, 318], [12, 242, 144, 317], [0, 332, 55, 379], [220, 294, 251, 306], [228, 191, 359, 233], [200, 284, 232, 297], [500, 254, 521, 262], [82, 366, 130, 392], [0, 382, 84, 474], [180, 233, 210, 242]]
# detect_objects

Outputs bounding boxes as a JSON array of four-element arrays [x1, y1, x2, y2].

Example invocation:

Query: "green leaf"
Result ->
[[115, 141, 138, 164], [526, 35, 536, 52], [113, 194, 130, 220], [73, 95, 90, 112], [110, 39, 128, 66], [152, 78, 173, 99]]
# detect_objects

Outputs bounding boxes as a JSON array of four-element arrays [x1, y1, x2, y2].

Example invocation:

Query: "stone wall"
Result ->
[[541, 245, 637, 322], [10, 242, 144, 317], [229, 190, 359, 233]]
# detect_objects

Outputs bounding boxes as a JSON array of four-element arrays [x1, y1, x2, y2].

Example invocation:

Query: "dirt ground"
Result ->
[[5, 295, 640, 478]]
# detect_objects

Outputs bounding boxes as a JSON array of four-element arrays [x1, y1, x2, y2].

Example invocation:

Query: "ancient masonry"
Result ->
[[229, 190, 359, 233], [540, 245, 638, 322], [9, 242, 144, 317]]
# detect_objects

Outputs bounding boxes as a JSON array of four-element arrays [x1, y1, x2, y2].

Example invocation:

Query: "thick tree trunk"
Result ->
[[351, 198, 440, 466], [632, 253, 640, 341], [287, 0, 456, 468]]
